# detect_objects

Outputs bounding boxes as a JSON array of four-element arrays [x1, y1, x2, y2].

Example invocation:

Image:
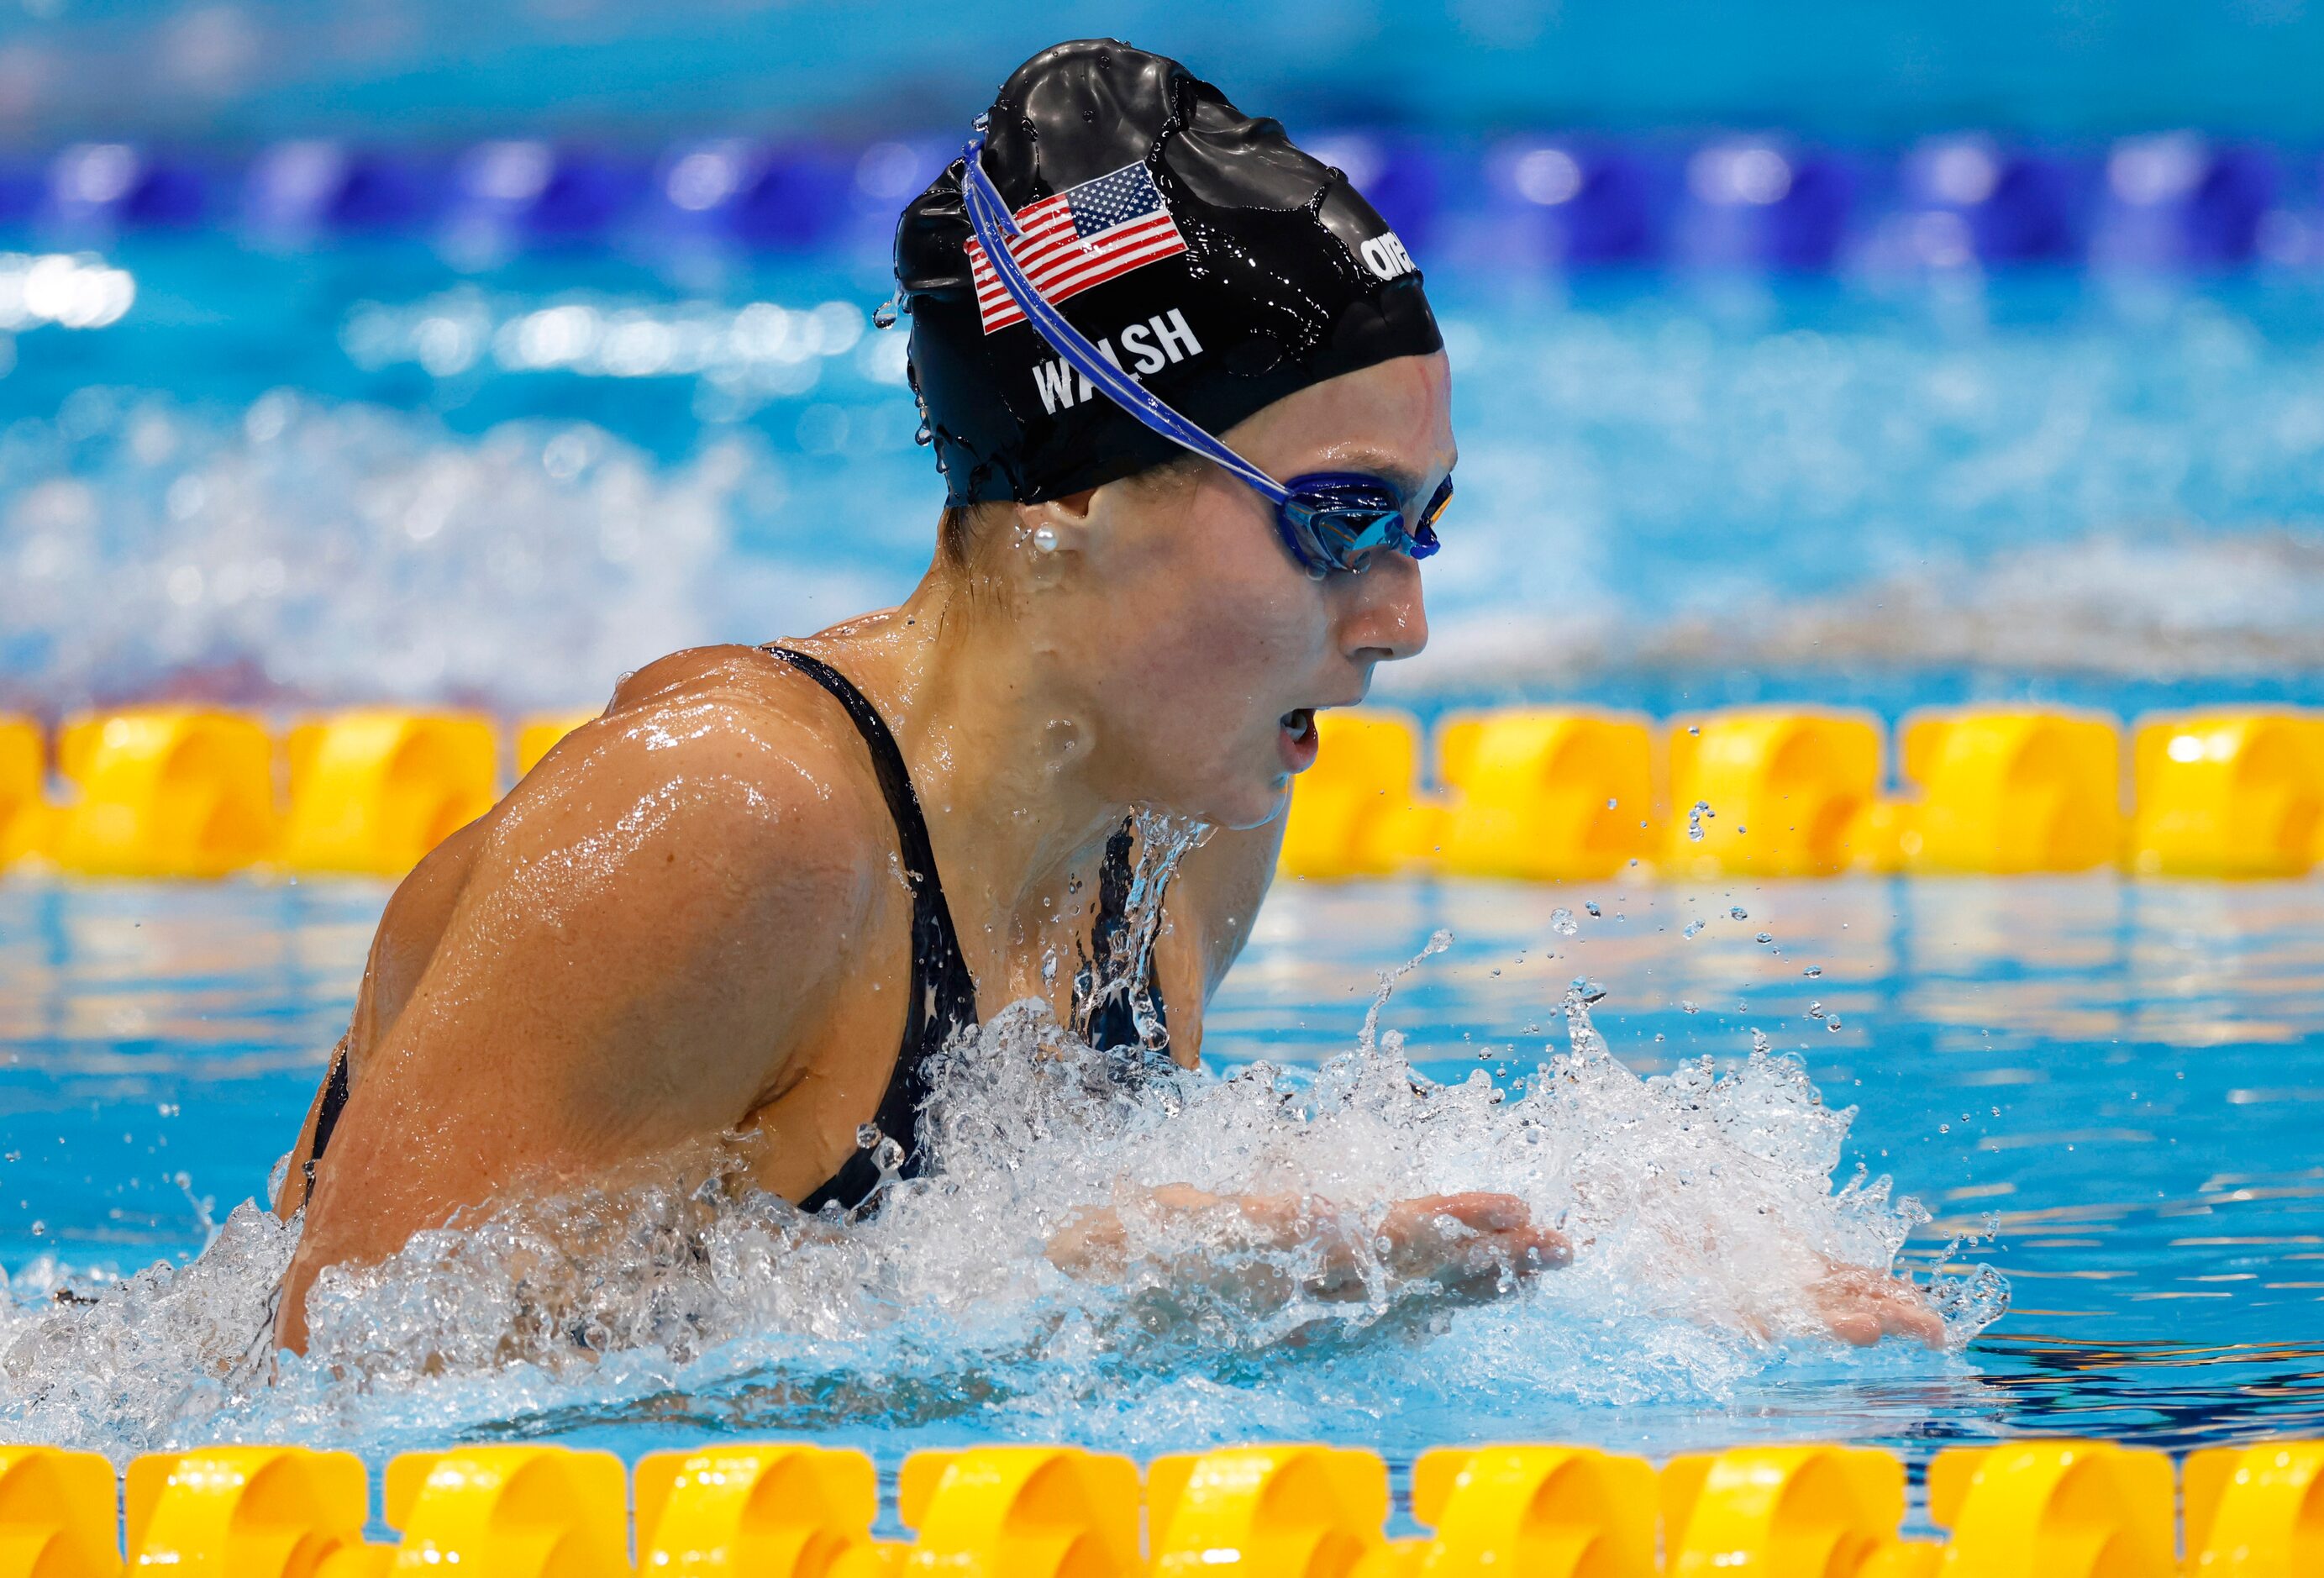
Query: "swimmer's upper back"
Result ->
[[273, 644, 912, 1349]]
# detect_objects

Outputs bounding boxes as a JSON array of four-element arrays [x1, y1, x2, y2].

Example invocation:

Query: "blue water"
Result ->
[[10, 233, 2324, 723], [3, 874, 2318, 1470]]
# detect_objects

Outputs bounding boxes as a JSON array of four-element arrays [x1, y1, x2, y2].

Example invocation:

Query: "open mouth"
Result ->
[[1280, 708, 1317, 742]]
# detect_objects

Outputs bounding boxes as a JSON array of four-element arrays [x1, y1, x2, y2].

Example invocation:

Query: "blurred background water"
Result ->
[[5, 3, 2324, 725]]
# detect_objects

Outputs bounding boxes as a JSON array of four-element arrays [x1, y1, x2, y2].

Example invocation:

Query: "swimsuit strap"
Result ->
[[764, 644, 981, 1213]]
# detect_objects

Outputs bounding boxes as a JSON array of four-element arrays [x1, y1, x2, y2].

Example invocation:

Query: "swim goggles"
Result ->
[[959, 135, 1448, 578]]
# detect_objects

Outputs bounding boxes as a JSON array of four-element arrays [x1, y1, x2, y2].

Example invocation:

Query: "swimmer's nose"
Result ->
[[1334, 550, 1429, 665]]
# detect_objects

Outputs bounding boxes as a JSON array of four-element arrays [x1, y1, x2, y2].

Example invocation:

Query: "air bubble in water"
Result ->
[[1585, 901, 1601, 917], [1803, 965, 1823, 978], [1685, 801, 1712, 841], [1728, 906, 1748, 921], [1756, 932, 1774, 944], [855, 1123, 881, 1149], [1827, 1015, 1844, 1032], [1806, 1002, 1826, 1019], [1682, 919, 1705, 939], [1551, 907, 1578, 936]]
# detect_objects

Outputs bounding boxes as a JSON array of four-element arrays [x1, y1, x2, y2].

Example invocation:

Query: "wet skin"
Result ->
[[272, 352, 1940, 1354]]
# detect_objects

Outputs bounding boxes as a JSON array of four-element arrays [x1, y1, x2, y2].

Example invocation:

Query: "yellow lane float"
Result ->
[[380, 1446, 631, 1578], [280, 710, 498, 876], [1389, 1444, 1658, 1576], [1926, 1440, 2174, 1578], [0, 1444, 121, 1578], [1662, 708, 1885, 877], [124, 1446, 369, 1578], [1660, 1444, 1937, 1577], [15, 700, 2324, 882], [894, 1445, 1143, 1578], [516, 710, 600, 777], [635, 1443, 878, 1578], [3, 1439, 2321, 1574], [2183, 1439, 2324, 1576], [1278, 712, 1446, 879], [0, 717, 45, 865], [1148, 1444, 1388, 1577], [51, 707, 276, 877], [1436, 709, 1655, 881], [1898, 708, 2121, 874], [2129, 710, 2324, 878]]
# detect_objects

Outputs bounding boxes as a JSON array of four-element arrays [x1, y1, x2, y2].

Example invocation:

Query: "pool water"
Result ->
[[3, 871, 2319, 1475], [13, 237, 2324, 722]]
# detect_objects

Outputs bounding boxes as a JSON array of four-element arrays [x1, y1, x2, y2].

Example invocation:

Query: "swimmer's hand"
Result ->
[[1044, 1185, 1569, 1307], [1806, 1262, 1948, 1349]]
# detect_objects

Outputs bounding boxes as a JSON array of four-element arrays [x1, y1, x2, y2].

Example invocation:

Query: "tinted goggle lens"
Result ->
[[1283, 474, 1453, 574]]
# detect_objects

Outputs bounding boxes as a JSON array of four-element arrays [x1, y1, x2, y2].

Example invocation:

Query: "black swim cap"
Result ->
[[896, 39, 1443, 506]]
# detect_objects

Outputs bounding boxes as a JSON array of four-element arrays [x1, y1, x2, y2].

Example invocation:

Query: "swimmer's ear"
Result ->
[[1012, 490, 1098, 559]]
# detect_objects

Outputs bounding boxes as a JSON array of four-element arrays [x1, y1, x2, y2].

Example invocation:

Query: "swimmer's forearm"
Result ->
[[1043, 1186, 1569, 1306]]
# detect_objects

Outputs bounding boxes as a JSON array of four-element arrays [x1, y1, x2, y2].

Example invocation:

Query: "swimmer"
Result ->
[[270, 40, 1942, 1354]]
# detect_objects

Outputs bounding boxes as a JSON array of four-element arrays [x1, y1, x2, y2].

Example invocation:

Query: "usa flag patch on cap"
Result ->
[[964, 162, 1189, 334]]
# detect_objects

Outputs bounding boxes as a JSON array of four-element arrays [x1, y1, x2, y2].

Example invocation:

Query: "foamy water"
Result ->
[[0, 943, 2005, 1464]]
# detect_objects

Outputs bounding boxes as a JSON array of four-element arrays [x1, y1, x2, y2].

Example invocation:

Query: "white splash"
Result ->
[[0, 950, 2004, 1463]]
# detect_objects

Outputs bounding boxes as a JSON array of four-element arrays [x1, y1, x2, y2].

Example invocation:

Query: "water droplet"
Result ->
[[1756, 931, 1774, 944], [1749, 1028, 1772, 1055], [972, 112, 991, 132], [1826, 1015, 1844, 1032], [1606, 797, 1618, 809], [1682, 918, 1705, 938], [1728, 906, 1748, 921], [872, 1136, 907, 1173], [854, 1123, 881, 1149], [1680, 999, 1700, 1014], [1806, 1001, 1827, 1018], [1685, 801, 1713, 842], [914, 422, 933, 446], [1584, 900, 1601, 917], [872, 299, 900, 329], [1687, 724, 1701, 735], [1551, 906, 1578, 936], [1803, 965, 1822, 977]]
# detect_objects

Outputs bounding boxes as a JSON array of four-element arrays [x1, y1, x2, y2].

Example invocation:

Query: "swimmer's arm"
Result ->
[[276, 696, 881, 1350], [1044, 1185, 1568, 1306], [274, 818, 486, 1220]]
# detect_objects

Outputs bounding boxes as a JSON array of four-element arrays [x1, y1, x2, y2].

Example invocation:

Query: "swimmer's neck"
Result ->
[[796, 569, 1154, 985]]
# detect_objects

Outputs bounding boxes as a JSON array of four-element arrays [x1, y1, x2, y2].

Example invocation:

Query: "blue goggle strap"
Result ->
[[959, 137, 1292, 510]]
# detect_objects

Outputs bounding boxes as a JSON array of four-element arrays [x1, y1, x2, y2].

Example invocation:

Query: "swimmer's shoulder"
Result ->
[[495, 643, 902, 912]]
